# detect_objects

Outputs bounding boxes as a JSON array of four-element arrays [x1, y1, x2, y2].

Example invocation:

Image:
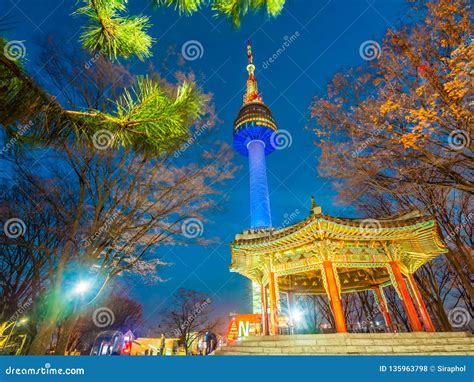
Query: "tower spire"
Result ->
[[244, 40, 263, 104]]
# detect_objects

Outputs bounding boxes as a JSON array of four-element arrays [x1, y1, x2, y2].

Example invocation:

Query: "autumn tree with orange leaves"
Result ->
[[310, 0, 472, 329]]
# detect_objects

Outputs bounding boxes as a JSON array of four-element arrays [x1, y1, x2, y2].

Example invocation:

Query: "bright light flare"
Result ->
[[74, 280, 91, 295], [292, 309, 303, 323]]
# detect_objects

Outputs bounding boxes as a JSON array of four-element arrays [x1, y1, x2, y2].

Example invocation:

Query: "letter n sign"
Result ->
[[238, 321, 250, 337]]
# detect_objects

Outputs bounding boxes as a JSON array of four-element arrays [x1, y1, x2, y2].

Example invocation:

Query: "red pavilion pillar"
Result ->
[[260, 283, 269, 336], [268, 272, 279, 335], [373, 285, 393, 332], [388, 261, 422, 332], [406, 273, 435, 332], [323, 261, 347, 333]]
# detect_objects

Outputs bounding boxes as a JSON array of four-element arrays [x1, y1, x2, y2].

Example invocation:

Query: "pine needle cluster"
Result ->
[[71, 76, 207, 153], [76, 0, 153, 60], [75, 0, 287, 60], [212, 0, 285, 28], [153, 0, 207, 15], [1, 41, 206, 155]]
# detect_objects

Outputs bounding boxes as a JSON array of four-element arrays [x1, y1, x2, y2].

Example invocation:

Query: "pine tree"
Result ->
[[75, 0, 153, 61]]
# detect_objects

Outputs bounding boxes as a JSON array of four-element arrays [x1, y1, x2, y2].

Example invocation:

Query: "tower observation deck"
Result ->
[[233, 41, 278, 229]]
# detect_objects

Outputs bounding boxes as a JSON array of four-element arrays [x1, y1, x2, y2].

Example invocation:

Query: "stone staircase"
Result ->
[[215, 332, 474, 355]]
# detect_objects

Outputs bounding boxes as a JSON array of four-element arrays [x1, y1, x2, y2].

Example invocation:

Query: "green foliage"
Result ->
[[256, 0, 286, 17], [74, 76, 207, 153], [76, 0, 153, 61], [0, 38, 55, 136], [212, 0, 285, 27], [152, 0, 207, 15], [75, 0, 287, 60], [153, 0, 286, 26], [0, 42, 206, 155], [0, 57, 28, 126]]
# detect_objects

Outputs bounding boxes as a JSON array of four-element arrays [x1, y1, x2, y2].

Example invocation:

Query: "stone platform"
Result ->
[[215, 332, 474, 355]]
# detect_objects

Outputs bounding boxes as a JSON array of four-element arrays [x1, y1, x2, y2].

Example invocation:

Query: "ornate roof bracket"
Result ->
[[319, 264, 330, 302]]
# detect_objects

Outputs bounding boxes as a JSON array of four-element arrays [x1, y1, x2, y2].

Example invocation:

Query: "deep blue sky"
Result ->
[[4, 0, 407, 328]]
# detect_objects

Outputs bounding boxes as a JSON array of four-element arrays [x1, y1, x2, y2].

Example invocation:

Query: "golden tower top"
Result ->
[[244, 40, 263, 104]]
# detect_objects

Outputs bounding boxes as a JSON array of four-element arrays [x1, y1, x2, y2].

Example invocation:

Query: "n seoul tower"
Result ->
[[233, 41, 278, 229]]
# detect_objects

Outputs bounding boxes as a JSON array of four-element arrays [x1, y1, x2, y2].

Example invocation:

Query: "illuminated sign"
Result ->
[[238, 321, 250, 337], [226, 314, 261, 342]]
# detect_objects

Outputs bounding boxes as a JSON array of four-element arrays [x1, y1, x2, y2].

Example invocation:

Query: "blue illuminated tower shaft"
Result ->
[[232, 41, 278, 231], [232, 41, 280, 314], [248, 140, 272, 228]]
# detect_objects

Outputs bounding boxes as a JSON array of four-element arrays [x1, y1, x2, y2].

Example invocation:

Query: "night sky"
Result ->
[[4, 0, 406, 328]]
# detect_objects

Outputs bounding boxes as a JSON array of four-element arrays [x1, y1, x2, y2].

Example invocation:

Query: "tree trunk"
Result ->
[[28, 311, 59, 355], [434, 301, 452, 331], [28, 267, 66, 355], [55, 314, 80, 355], [446, 250, 474, 299]]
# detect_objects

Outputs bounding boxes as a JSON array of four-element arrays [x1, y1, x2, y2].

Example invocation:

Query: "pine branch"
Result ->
[[1, 44, 206, 155], [152, 0, 207, 15], [75, 0, 154, 61], [65, 76, 207, 154], [0, 40, 73, 143], [151, 0, 286, 27], [212, 0, 285, 28]]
